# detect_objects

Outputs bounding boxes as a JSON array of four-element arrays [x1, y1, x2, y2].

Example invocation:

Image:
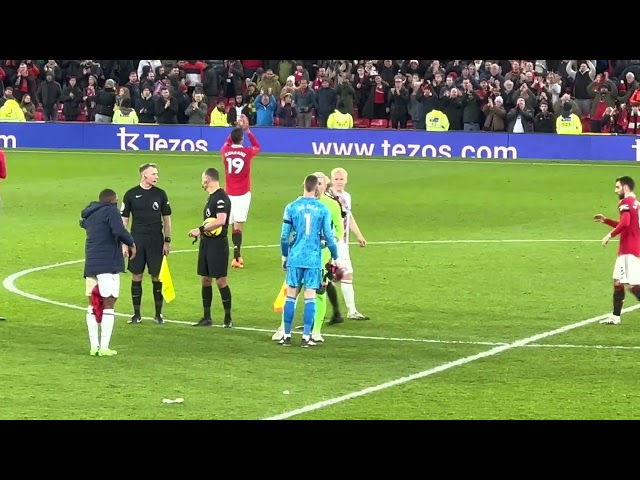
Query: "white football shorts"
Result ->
[[85, 274, 121, 298], [229, 192, 252, 224], [337, 240, 353, 274], [613, 254, 640, 285]]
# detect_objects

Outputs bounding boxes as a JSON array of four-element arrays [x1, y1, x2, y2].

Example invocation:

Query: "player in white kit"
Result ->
[[330, 167, 369, 320]]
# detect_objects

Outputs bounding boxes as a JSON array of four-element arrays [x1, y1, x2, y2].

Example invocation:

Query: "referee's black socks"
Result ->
[[152, 280, 163, 317], [232, 229, 242, 259], [131, 280, 142, 316], [202, 286, 213, 320], [219, 285, 232, 319]]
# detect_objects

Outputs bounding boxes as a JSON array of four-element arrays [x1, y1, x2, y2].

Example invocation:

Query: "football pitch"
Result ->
[[2, 150, 640, 420]]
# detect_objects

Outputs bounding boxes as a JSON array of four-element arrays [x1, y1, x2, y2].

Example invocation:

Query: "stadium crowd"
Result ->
[[0, 60, 640, 134]]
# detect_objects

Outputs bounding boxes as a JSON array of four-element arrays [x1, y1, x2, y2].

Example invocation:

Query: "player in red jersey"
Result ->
[[220, 115, 261, 269], [595, 176, 640, 325]]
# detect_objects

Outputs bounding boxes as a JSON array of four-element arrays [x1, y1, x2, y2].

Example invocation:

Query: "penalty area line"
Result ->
[[261, 303, 640, 420]]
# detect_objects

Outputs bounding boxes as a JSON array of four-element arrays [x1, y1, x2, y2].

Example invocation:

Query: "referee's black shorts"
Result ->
[[197, 236, 229, 279], [128, 232, 164, 277]]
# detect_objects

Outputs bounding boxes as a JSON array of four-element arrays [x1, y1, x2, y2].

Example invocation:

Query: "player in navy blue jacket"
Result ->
[[80, 189, 136, 356]]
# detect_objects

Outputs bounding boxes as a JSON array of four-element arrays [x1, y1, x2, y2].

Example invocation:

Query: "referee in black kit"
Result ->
[[120, 162, 172, 324], [188, 167, 233, 328]]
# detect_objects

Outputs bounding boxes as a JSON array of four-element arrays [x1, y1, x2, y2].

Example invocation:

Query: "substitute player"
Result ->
[[272, 172, 344, 343], [120, 163, 172, 325], [0, 150, 7, 322], [80, 189, 136, 356], [220, 114, 261, 269], [596, 176, 640, 325], [189, 167, 233, 327], [330, 167, 369, 320], [279, 174, 339, 347]]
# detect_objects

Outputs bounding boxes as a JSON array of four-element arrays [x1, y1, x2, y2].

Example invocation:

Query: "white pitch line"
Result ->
[[8, 148, 639, 168], [261, 304, 640, 420]]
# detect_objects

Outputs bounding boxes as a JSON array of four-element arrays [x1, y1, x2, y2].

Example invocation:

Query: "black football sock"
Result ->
[[232, 229, 242, 259], [326, 282, 341, 316], [219, 285, 232, 319], [630, 285, 640, 302], [613, 285, 625, 316], [152, 281, 163, 317], [202, 286, 213, 319], [131, 280, 142, 316]]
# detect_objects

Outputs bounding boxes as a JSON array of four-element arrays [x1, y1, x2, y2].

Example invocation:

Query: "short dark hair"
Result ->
[[617, 176, 635, 191], [120, 97, 131, 108], [204, 168, 219, 181], [99, 189, 117, 203], [304, 175, 319, 193], [230, 128, 243, 144], [139, 162, 157, 174]]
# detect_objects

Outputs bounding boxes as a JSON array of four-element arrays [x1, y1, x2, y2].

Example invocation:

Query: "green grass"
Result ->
[[1, 150, 640, 419]]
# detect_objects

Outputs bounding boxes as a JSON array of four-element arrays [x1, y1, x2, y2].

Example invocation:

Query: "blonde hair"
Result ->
[[330, 167, 348, 178]]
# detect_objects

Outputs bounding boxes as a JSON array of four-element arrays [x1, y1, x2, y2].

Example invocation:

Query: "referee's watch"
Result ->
[[164, 237, 171, 243]]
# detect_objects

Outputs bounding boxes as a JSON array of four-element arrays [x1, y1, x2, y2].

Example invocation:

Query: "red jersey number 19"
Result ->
[[226, 157, 245, 174]]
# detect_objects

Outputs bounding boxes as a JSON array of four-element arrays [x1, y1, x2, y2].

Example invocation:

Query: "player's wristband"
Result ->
[[164, 237, 171, 243], [199, 226, 205, 234]]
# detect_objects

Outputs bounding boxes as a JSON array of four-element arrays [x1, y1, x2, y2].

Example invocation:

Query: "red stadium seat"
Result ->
[[311, 116, 318, 127], [406, 120, 414, 129], [34, 111, 44, 121], [369, 119, 388, 128], [354, 118, 369, 128], [274, 116, 280, 126], [227, 98, 235, 106]]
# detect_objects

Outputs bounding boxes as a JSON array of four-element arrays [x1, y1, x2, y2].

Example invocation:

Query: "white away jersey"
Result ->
[[337, 191, 352, 242]]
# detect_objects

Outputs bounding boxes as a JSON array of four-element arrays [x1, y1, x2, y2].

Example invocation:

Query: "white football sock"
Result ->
[[100, 309, 115, 349], [341, 280, 357, 314], [86, 306, 99, 350]]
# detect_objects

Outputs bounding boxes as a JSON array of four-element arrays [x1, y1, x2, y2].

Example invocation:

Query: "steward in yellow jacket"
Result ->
[[209, 100, 229, 126], [327, 103, 353, 128], [555, 103, 582, 134], [425, 109, 449, 131], [0, 98, 26, 121], [111, 98, 139, 124]]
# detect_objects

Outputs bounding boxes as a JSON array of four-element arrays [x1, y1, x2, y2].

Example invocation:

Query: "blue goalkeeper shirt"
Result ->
[[280, 196, 338, 268]]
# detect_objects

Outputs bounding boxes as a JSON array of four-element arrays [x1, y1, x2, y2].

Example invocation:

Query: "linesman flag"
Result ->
[[159, 256, 176, 303], [273, 281, 287, 312]]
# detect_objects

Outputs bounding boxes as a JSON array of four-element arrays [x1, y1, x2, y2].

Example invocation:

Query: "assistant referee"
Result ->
[[120, 162, 172, 324], [189, 167, 233, 328]]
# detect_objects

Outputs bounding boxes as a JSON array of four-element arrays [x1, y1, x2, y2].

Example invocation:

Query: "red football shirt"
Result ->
[[0, 150, 7, 179], [610, 194, 640, 257], [220, 131, 261, 196]]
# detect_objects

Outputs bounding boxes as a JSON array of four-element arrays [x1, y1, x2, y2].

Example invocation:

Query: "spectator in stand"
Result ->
[[257, 69, 281, 98], [114, 86, 130, 110], [553, 93, 581, 119], [184, 90, 208, 125], [124, 71, 141, 105], [293, 79, 315, 128], [412, 81, 437, 130], [387, 76, 409, 128], [182, 60, 206, 95], [378, 60, 398, 86], [155, 86, 178, 124], [209, 99, 229, 126], [10, 63, 37, 103], [352, 65, 370, 114], [312, 67, 329, 90], [36, 73, 62, 121], [42, 60, 63, 84], [78, 61, 102, 90], [533, 101, 554, 133], [278, 60, 297, 86], [566, 60, 596, 115], [94, 79, 116, 123], [314, 78, 338, 127], [83, 75, 99, 121], [555, 102, 582, 134], [587, 75, 618, 132], [20, 94, 36, 121], [335, 73, 355, 116], [276, 93, 297, 127], [0, 94, 25, 121], [135, 86, 155, 124], [202, 63, 220, 107], [224, 60, 244, 99], [619, 72, 639, 105], [482, 96, 507, 132], [254, 91, 277, 126], [61, 77, 83, 121], [460, 78, 482, 131], [440, 88, 463, 130], [242, 60, 263, 80], [137, 60, 162, 79], [293, 63, 310, 87], [280, 76, 297, 99], [227, 94, 252, 126], [506, 97, 534, 133]]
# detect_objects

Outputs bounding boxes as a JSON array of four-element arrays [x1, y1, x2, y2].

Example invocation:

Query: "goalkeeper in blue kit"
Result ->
[[279, 174, 339, 347]]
